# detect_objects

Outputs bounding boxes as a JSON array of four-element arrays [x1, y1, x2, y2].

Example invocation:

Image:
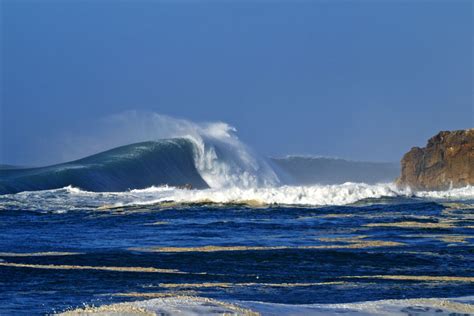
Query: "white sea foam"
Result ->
[[413, 185, 474, 200], [241, 296, 474, 315], [2, 184, 473, 212], [122, 183, 474, 207], [127, 183, 405, 206], [58, 295, 474, 315]]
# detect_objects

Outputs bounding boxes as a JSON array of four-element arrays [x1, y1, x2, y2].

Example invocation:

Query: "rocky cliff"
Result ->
[[396, 129, 473, 191]]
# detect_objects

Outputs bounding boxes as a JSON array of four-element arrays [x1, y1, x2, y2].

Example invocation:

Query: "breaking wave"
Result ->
[[0, 112, 280, 195], [0, 139, 209, 194], [1, 183, 473, 212]]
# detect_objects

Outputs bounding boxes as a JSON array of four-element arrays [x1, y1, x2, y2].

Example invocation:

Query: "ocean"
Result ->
[[0, 128, 473, 315], [0, 185, 473, 315]]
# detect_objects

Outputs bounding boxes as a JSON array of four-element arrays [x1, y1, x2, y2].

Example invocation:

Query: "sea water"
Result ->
[[0, 185, 473, 315]]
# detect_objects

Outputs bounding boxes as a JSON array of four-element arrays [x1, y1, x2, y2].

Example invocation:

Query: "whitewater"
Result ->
[[2, 183, 474, 214]]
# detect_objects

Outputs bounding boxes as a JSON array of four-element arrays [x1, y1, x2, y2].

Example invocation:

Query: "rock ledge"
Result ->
[[396, 129, 473, 191]]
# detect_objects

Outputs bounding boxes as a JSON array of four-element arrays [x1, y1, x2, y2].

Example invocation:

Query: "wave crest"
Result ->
[[72, 111, 281, 189]]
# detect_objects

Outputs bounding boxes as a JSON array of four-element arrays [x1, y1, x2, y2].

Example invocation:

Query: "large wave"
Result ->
[[1, 112, 471, 201], [0, 139, 209, 194], [67, 111, 280, 189], [0, 112, 281, 194]]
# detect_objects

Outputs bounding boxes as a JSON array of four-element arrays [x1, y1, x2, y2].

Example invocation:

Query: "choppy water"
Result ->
[[0, 187, 473, 315]]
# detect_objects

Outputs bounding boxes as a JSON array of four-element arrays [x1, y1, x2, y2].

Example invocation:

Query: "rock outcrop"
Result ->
[[397, 129, 473, 191]]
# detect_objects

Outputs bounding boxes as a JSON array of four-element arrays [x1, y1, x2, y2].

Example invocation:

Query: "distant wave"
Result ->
[[272, 156, 400, 185]]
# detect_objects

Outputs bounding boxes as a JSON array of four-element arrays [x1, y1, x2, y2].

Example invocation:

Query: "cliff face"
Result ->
[[397, 129, 474, 191]]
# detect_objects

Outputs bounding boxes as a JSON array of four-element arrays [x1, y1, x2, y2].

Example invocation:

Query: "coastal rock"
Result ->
[[397, 129, 474, 191]]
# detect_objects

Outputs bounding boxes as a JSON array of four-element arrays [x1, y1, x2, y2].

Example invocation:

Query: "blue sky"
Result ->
[[1, 0, 472, 165]]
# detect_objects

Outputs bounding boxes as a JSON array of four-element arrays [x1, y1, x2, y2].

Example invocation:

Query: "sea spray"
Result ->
[[182, 122, 280, 188]]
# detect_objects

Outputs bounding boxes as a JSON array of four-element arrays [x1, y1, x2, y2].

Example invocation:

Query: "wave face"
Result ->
[[0, 139, 209, 195], [272, 156, 400, 185], [0, 112, 282, 195]]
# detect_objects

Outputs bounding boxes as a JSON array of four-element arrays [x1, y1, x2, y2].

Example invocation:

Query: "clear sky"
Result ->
[[1, 0, 473, 165]]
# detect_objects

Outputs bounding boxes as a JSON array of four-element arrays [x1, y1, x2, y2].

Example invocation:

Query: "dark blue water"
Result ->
[[0, 199, 473, 315]]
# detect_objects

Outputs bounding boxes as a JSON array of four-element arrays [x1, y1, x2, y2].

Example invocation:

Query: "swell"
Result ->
[[0, 139, 209, 194]]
